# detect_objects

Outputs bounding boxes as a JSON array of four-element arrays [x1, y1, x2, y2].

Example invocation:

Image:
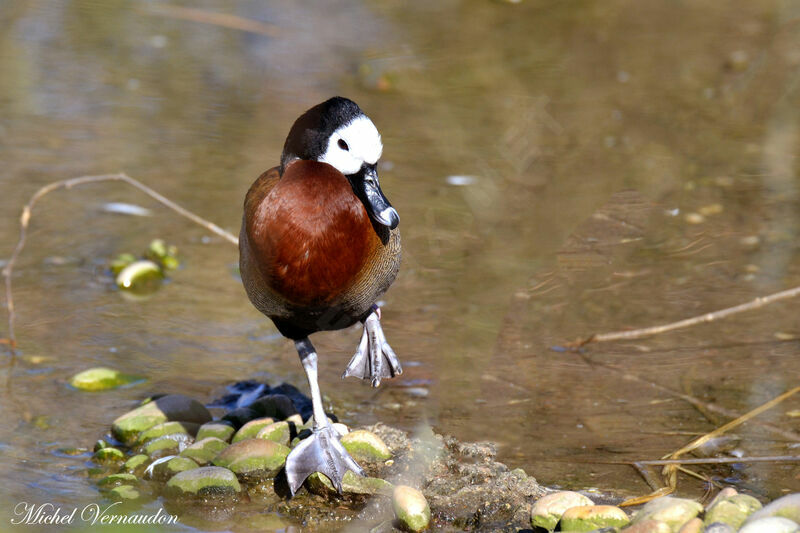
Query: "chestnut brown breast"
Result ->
[[241, 160, 387, 311]]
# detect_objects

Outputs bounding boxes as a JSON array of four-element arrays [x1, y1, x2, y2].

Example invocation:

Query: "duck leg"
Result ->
[[342, 305, 403, 387], [285, 338, 364, 496]]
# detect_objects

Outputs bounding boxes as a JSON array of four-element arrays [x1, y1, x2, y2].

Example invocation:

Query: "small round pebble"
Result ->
[[393, 485, 430, 532], [531, 491, 595, 530], [559, 504, 630, 531], [340, 430, 392, 462]]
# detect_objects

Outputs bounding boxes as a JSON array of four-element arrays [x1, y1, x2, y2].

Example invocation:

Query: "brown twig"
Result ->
[[574, 285, 800, 347], [138, 3, 280, 37], [2, 173, 238, 356]]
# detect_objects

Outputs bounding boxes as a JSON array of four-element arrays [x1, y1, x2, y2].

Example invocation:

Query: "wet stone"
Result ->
[[221, 407, 260, 429], [704, 493, 762, 529], [248, 394, 298, 420], [137, 421, 199, 444], [123, 454, 150, 472], [97, 473, 138, 488], [196, 421, 235, 442], [559, 504, 629, 531], [180, 437, 229, 466], [69, 367, 143, 391], [306, 470, 393, 498], [630, 496, 702, 530], [165, 466, 241, 496], [143, 434, 192, 457], [531, 490, 595, 530], [109, 485, 141, 501], [111, 394, 211, 445], [212, 438, 290, 481], [744, 493, 800, 525], [340, 429, 392, 463], [152, 456, 198, 480], [255, 420, 291, 446], [232, 417, 275, 443], [707, 487, 739, 509], [393, 485, 431, 533], [739, 517, 800, 533], [115, 259, 162, 290], [92, 447, 125, 464]]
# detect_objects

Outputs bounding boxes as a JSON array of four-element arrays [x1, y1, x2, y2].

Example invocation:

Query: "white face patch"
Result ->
[[318, 115, 383, 176]]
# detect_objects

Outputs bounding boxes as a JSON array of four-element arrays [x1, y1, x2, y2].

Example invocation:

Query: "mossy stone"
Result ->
[[124, 454, 150, 472], [69, 367, 143, 391], [143, 434, 191, 457], [531, 491, 595, 531], [180, 437, 229, 466], [255, 420, 291, 446], [92, 447, 125, 464], [109, 485, 140, 500], [115, 259, 162, 290], [307, 471, 392, 498], [705, 494, 763, 529], [97, 473, 138, 488], [153, 456, 198, 479], [138, 421, 199, 444], [212, 438, 289, 480], [111, 394, 211, 445], [393, 485, 431, 532], [631, 497, 703, 530], [559, 505, 629, 531], [341, 430, 392, 462], [196, 421, 235, 442], [232, 417, 275, 443], [166, 466, 241, 496]]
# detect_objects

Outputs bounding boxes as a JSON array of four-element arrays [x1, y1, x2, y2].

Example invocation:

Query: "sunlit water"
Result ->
[[1, 0, 799, 529]]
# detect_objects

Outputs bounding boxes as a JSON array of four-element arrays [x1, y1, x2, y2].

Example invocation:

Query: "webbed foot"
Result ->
[[342, 308, 402, 387], [285, 424, 364, 496]]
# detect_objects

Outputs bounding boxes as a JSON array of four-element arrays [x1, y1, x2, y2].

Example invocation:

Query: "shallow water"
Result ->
[[1, 0, 800, 528]]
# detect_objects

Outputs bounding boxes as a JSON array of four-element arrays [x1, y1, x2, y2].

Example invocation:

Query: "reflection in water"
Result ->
[[1, 0, 799, 523]]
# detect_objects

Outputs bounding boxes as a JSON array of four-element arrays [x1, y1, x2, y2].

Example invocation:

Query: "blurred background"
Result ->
[[1, 0, 799, 527]]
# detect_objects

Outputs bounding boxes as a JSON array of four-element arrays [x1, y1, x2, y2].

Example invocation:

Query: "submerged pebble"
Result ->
[[165, 466, 241, 496], [559, 504, 629, 531], [69, 367, 143, 391]]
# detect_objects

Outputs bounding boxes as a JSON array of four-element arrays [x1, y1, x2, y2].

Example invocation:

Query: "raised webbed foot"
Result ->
[[342, 308, 402, 387], [285, 424, 364, 496]]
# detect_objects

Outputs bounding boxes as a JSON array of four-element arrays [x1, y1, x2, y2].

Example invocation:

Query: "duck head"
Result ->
[[280, 97, 399, 230]]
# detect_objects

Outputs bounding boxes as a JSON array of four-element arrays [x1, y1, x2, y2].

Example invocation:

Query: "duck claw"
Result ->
[[285, 424, 364, 496], [342, 311, 402, 387]]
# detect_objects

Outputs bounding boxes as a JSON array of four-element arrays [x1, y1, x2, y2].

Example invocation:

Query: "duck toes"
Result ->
[[238, 97, 402, 495]]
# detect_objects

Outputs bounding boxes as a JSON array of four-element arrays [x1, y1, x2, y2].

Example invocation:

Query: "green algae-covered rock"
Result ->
[[109, 485, 141, 501], [166, 466, 241, 496], [111, 394, 211, 445], [212, 438, 289, 480], [631, 496, 703, 531], [340, 429, 391, 463], [625, 519, 672, 533], [255, 420, 291, 446], [153, 456, 198, 479], [531, 490, 595, 530], [138, 421, 199, 444], [704, 493, 763, 529], [97, 473, 138, 488], [307, 470, 392, 498], [740, 517, 800, 533], [124, 454, 150, 472], [232, 417, 275, 443], [559, 504, 629, 531], [143, 434, 192, 457], [196, 421, 235, 442], [92, 447, 125, 464], [180, 437, 229, 466], [678, 518, 704, 533], [145, 239, 179, 270], [393, 485, 431, 532], [115, 259, 163, 290], [248, 394, 298, 420], [744, 493, 800, 525], [69, 367, 143, 391]]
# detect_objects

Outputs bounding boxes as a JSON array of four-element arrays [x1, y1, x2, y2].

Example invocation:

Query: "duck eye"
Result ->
[[338, 139, 349, 151]]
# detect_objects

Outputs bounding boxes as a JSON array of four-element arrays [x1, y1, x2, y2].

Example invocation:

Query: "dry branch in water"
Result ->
[[2, 173, 238, 356], [572, 285, 800, 348], [138, 3, 280, 37]]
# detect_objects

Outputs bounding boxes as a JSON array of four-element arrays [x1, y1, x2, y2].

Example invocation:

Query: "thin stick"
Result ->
[[2, 173, 238, 355], [138, 4, 280, 37], [540, 455, 800, 466], [575, 285, 800, 347]]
